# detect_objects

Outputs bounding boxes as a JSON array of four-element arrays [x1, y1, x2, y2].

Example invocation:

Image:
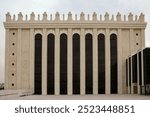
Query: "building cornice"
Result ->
[[4, 22, 147, 29]]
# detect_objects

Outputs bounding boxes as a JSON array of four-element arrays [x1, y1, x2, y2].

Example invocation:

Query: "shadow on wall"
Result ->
[[0, 83, 4, 90]]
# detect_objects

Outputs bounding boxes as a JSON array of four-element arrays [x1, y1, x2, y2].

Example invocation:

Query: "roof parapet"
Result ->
[[43, 12, 48, 21], [5, 12, 146, 23]]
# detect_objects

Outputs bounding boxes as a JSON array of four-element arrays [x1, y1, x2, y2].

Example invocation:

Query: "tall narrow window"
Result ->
[[47, 33, 55, 94], [129, 57, 131, 87], [110, 34, 118, 94], [132, 54, 138, 94], [126, 59, 128, 87], [143, 48, 150, 85], [139, 52, 142, 85], [60, 33, 67, 94], [132, 54, 137, 83], [73, 33, 80, 94], [98, 34, 105, 94], [85, 33, 93, 94], [34, 34, 42, 94]]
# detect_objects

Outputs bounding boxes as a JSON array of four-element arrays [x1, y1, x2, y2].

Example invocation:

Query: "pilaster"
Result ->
[[93, 28, 98, 95], [29, 28, 34, 93], [117, 29, 123, 94], [55, 28, 60, 95], [42, 28, 47, 95], [105, 28, 110, 94], [67, 28, 72, 95], [80, 29, 85, 95]]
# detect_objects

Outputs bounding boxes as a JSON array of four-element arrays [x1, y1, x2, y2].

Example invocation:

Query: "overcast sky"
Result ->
[[0, 0, 150, 83]]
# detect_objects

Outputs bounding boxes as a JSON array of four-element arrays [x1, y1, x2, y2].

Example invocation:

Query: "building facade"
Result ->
[[4, 12, 147, 95], [126, 48, 150, 95]]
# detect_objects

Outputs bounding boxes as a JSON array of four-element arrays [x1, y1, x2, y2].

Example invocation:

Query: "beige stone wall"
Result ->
[[21, 29, 30, 89], [134, 30, 141, 52], [4, 12, 147, 94], [8, 30, 17, 89]]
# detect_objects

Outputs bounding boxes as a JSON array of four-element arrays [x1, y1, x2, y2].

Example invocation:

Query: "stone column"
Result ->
[[55, 28, 60, 95], [127, 59, 130, 94], [93, 28, 98, 95], [67, 28, 72, 95], [5, 29, 10, 89], [17, 29, 22, 90], [117, 29, 123, 94], [129, 29, 134, 94], [137, 53, 140, 94], [42, 28, 47, 95], [29, 28, 34, 93], [131, 57, 133, 94], [105, 28, 110, 94], [80, 29, 85, 95]]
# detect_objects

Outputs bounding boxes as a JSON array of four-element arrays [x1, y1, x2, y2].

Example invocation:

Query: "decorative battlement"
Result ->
[[5, 12, 145, 22]]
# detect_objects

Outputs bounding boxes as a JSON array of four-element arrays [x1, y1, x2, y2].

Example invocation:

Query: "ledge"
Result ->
[[4, 22, 147, 29]]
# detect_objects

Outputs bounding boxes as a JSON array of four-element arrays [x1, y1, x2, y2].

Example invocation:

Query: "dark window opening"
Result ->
[[110, 34, 118, 94], [126, 59, 128, 86], [47, 33, 55, 95], [98, 34, 105, 94], [73, 33, 80, 94], [12, 63, 14, 66], [143, 48, 150, 84], [136, 43, 139, 45], [12, 73, 14, 76], [129, 57, 131, 87], [12, 53, 15, 56], [132, 54, 137, 83], [12, 43, 15, 46], [12, 83, 14, 86], [85, 33, 93, 94], [13, 33, 15, 35], [34, 33, 42, 95], [136, 33, 138, 36], [60, 33, 67, 95]]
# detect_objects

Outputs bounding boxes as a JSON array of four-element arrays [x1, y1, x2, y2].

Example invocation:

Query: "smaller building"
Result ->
[[126, 48, 150, 95]]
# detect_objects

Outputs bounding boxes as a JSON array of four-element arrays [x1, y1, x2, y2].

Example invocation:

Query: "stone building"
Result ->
[[4, 12, 147, 95], [126, 48, 150, 95]]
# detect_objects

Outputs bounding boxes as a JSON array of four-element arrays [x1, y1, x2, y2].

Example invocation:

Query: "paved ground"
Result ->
[[1, 94, 150, 100], [0, 90, 150, 100]]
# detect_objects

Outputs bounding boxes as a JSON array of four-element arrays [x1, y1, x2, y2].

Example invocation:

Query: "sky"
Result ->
[[0, 0, 150, 83]]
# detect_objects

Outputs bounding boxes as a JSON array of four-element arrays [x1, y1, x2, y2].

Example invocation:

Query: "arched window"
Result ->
[[60, 33, 67, 94], [47, 33, 55, 94], [98, 33, 105, 94], [34, 33, 42, 94], [110, 33, 118, 94], [85, 33, 93, 94], [73, 33, 80, 94]]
